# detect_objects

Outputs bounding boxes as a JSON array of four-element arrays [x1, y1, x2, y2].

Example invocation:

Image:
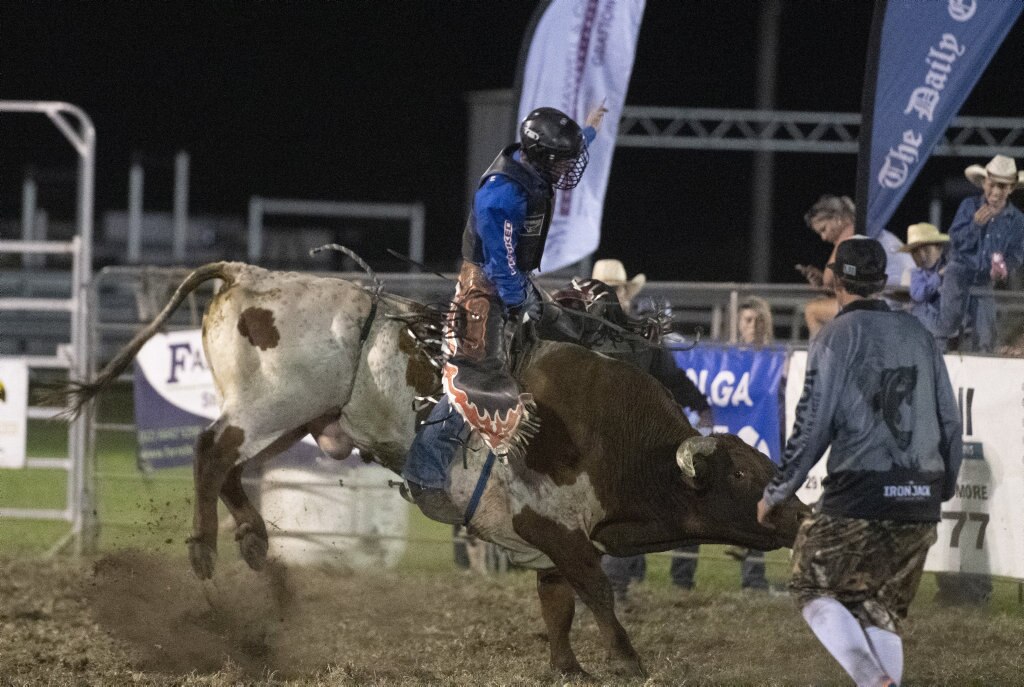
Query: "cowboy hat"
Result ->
[[964, 155, 1024, 189], [898, 222, 950, 252], [591, 259, 646, 301]]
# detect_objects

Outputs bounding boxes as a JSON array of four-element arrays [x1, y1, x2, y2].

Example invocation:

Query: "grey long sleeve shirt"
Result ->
[[764, 299, 962, 522]]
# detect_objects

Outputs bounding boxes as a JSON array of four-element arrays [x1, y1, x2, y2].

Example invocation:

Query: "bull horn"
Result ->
[[676, 435, 718, 478]]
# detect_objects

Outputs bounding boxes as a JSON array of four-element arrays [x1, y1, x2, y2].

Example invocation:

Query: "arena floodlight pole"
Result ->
[[0, 100, 96, 554]]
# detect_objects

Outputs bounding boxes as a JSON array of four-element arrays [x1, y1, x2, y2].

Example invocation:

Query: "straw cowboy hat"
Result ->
[[898, 222, 950, 252], [964, 155, 1024, 189], [591, 259, 646, 301]]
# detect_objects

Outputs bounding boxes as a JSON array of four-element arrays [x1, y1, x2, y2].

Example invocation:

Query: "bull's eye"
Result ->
[[733, 470, 746, 479]]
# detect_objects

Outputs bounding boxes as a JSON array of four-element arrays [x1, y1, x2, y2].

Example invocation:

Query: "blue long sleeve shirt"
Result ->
[[907, 251, 947, 333], [948, 195, 1024, 282]]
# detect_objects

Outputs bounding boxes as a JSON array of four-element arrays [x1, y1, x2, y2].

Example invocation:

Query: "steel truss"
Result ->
[[618, 106, 1024, 157]]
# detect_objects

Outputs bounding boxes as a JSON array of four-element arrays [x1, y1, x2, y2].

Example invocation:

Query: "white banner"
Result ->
[[0, 358, 28, 469], [135, 329, 317, 446], [135, 329, 219, 420], [786, 351, 1024, 580], [517, 0, 645, 272]]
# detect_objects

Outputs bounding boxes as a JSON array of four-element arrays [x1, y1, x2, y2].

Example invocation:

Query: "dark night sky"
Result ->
[[3, 2, 1023, 282]]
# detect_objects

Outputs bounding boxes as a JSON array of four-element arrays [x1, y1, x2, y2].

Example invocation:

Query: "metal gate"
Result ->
[[0, 100, 96, 554]]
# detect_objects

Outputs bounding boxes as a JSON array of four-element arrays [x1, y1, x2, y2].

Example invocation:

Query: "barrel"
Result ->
[[258, 452, 409, 569]]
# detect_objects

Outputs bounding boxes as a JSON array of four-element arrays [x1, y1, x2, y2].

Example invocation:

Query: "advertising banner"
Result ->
[[671, 344, 787, 463], [133, 329, 318, 469], [516, 0, 646, 271], [786, 351, 1024, 580], [856, 0, 1023, 238], [0, 358, 28, 469]]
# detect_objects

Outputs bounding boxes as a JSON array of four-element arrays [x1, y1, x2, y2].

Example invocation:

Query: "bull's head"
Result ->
[[675, 433, 809, 550]]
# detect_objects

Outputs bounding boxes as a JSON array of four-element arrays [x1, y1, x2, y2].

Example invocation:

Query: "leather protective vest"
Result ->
[[461, 144, 553, 273]]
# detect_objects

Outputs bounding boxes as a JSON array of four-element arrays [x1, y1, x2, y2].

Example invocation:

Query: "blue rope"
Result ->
[[463, 451, 496, 526]]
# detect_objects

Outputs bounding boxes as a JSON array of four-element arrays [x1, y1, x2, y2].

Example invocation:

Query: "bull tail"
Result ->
[[45, 262, 239, 418]]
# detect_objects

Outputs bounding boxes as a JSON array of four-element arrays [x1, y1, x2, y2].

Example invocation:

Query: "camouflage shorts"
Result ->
[[789, 512, 937, 633]]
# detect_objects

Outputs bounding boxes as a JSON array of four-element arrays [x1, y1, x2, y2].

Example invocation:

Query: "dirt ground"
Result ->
[[1, 551, 1023, 686]]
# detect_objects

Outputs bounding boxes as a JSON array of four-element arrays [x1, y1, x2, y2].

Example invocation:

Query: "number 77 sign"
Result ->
[[922, 356, 1024, 581]]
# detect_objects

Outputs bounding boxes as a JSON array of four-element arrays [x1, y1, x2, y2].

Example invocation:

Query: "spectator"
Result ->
[[759, 237, 962, 687], [797, 195, 914, 338], [899, 222, 950, 335], [898, 222, 994, 606], [717, 296, 778, 591], [591, 258, 647, 314], [590, 259, 714, 603], [934, 155, 1024, 352], [737, 296, 774, 345]]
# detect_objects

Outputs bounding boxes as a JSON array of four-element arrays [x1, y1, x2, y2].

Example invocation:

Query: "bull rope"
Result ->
[[309, 244, 384, 297]]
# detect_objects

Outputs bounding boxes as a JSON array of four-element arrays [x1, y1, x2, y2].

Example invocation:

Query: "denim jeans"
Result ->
[[935, 261, 996, 352], [601, 555, 646, 595], [670, 545, 768, 590]]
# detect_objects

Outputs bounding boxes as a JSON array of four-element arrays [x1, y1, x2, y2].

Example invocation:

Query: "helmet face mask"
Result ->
[[528, 145, 589, 190], [520, 107, 589, 190]]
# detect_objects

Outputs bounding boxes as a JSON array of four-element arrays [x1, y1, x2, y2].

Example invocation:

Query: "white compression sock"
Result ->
[[802, 597, 891, 686], [865, 625, 903, 686]]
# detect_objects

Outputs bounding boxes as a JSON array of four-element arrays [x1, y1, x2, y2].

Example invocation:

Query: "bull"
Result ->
[[61, 262, 808, 677]]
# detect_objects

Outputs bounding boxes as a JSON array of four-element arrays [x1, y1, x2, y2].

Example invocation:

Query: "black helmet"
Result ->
[[519, 107, 589, 190]]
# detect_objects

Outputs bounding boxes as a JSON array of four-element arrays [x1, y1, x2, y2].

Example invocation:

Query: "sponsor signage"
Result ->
[[0, 358, 28, 469], [133, 330, 318, 469], [671, 344, 787, 463], [787, 351, 1024, 580]]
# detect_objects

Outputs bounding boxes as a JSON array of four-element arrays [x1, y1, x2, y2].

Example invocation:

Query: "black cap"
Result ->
[[828, 236, 887, 283]]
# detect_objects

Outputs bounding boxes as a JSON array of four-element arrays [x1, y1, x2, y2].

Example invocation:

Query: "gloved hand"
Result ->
[[511, 285, 544, 322]]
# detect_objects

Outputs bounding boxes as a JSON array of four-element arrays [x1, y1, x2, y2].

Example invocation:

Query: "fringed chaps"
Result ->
[[442, 262, 537, 458]]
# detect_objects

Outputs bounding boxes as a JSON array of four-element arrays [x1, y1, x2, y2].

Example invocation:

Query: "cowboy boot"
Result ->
[[443, 262, 535, 454]]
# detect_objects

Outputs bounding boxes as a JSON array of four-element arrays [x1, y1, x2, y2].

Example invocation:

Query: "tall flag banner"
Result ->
[[855, 0, 1023, 238], [514, 0, 645, 272]]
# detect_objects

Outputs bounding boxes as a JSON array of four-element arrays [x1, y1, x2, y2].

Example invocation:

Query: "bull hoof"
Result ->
[[553, 664, 590, 681], [187, 537, 217, 580], [235, 523, 268, 571], [608, 656, 647, 679]]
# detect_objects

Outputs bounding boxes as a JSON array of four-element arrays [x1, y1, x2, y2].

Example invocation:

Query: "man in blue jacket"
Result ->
[[402, 105, 605, 523], [934, 155, 1024, 351], [758, 237, 962, 687]]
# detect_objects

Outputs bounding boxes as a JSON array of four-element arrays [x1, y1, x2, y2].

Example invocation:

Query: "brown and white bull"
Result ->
[[63, 262, 808, 677]]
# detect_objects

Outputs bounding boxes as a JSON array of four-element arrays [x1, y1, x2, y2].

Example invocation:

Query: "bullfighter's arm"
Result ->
[[933, 342, 964, 501], [474, 176, 531, 308], [761, 338, 844, 510]]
